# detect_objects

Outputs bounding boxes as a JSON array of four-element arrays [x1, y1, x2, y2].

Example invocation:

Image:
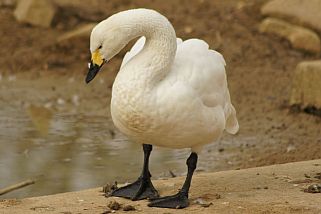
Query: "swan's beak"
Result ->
[[86, 50, 105, 84], [86, 61, 103, 83]]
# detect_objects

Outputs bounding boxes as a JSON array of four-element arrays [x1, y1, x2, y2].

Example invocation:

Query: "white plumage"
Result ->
[[87, 9, 239, 208], [115, 35, 238, 152]]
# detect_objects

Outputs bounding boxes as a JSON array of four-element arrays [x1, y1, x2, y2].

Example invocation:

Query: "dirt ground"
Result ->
[[0, 0, 321, 198], [1, 160, 321, 213]]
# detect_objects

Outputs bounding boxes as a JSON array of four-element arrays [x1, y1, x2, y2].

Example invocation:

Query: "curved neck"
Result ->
[[112, 9, 177, 86]]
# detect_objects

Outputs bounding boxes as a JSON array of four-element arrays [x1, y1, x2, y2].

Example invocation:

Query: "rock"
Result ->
[[14, 0, 56, 28], [107, 200, 121, 210], [261, 0, 321, 34], [122, 205, 135, 211], [102, 182, 118, 196], [290, 60, 321, 109], [304, 184, 321, 193], [0, 0, 16, 7], [259, 18, 320, 54], [57, 23, 96, 43], [193, 198, 213, 207]]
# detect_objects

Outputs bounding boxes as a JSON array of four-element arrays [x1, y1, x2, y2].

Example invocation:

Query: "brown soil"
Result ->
[[1, 0, 321, 199], [1, 160, 321, 214]]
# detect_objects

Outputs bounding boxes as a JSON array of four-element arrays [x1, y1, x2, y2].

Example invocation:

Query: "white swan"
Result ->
[[86, 9, 239, 209]]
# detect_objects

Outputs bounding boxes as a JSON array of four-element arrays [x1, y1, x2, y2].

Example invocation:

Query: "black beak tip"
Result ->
[[85, 76, 92, 84], [86, 62, 101, 84]]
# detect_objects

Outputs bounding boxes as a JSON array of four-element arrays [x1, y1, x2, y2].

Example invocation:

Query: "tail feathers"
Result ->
[[225, 105, 239, 134]]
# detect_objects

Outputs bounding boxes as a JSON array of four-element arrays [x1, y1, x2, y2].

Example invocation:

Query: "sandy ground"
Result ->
[[1, 159, 320, 214]]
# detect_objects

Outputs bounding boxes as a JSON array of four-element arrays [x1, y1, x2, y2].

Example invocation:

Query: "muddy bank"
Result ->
[[1, 160, 321, 214]]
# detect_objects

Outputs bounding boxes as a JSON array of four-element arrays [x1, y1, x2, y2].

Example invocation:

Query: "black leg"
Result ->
[[148, 152, 198, 209], [111, 144, 159, 200]]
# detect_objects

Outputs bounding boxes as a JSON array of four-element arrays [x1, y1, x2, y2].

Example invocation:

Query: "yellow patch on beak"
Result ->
[[91, 50, 104, 66]]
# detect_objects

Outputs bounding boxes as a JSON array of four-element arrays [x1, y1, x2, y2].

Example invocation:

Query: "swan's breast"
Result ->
[[111, 83, 154, 134]]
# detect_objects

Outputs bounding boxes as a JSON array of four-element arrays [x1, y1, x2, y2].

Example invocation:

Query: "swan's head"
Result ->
[[86, 17, 130, 83]]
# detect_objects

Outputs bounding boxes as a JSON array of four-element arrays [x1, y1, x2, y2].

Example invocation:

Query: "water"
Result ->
[[0, 105, 236, 199]]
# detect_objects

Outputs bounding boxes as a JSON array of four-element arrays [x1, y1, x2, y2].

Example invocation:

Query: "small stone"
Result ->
[[107, 200, 121, 210], [123, 205, 135, 211], [286, 144, 296, 153], [193, 198, 213, 207], [315, 173, 321, 180], [259, 17, 320, 54], [63, 158, 71, 162], [214, 193, 221, 199], [304, 174, 311, 178], [0, 0, 16, 7], [290, 60, 321, 109], [304, 184, 321, 193], [14, 0, 56, 28], [168, 170, 176, 178], [57, 98, 65, 105], [261, 0, 321, 34], [102, 182, 118, 196]]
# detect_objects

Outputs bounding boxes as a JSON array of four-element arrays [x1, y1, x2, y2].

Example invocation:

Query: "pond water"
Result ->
[[0, 104, 239, 199]]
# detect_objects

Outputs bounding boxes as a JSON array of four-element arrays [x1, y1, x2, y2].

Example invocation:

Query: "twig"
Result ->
[[0, 179, 35, 195]]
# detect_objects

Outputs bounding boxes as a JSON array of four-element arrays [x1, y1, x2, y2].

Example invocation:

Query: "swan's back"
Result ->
[[121, 37, 239, 135]]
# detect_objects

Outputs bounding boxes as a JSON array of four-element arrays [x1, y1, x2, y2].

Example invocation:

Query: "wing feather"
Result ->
[[120, 37, 239, 134]]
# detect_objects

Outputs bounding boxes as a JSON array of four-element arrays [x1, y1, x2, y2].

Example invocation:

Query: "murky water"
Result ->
[[0, 103, 241, 199]]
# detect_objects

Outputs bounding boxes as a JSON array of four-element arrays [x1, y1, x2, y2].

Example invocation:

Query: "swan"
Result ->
[[86, 8, 239, 209]]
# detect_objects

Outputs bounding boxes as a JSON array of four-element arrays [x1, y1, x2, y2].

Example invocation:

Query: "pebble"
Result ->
[[286, 144, 296, 153], [304, 184, 321, 193], [63, 158, 71, 162], [57, 98, 65, 105], [290, 60, 321, 109], [102, 182, 118, 195], [123, 205, 135, 211], [107, 200, 121, 210], [0, 0, 16, 7], [193, 198, 213, 207]]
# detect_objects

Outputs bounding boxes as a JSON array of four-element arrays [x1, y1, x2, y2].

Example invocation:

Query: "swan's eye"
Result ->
[[98, 45, 102, 49]]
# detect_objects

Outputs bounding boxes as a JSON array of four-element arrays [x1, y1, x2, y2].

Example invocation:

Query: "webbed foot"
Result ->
[[148, 192, 188, 209], [111, 176, 159, 200]]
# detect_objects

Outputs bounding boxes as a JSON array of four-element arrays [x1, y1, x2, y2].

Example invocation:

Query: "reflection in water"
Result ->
[[0, 105, 236, 199], [26, 105, 53, 136]]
